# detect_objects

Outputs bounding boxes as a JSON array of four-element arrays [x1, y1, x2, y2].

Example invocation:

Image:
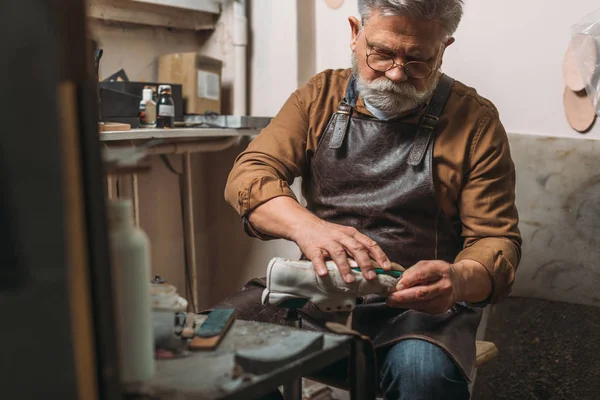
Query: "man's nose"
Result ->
[[385, 65, 409, 84]]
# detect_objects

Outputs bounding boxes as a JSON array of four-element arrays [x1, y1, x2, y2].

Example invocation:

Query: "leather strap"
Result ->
[[407, 74, 455, 166], [328, 75, 358, 149], [329, 101, 353, 149]]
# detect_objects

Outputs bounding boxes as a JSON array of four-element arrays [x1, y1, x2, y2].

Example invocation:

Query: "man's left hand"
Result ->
[[386, 260, 462, 314], [386, 259, 493, 314]]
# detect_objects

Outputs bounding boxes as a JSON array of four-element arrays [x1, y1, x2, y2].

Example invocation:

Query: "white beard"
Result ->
[[351, 53, 439, 114]]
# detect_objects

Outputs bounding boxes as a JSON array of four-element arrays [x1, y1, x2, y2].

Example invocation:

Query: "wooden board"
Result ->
[[88, 0, 216, 31], [475, 341, 498, 368], [563, 86, 597, 133], [98, 122, 130, 132], [563, 33, 598, 92]]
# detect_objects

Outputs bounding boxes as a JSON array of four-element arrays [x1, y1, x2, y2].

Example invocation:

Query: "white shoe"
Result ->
[[261, 257, 401, 312]]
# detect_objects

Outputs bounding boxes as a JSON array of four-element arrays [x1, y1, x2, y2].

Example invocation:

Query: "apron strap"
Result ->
[[407, 74, 455, 166], [329, 75, 358, 149]]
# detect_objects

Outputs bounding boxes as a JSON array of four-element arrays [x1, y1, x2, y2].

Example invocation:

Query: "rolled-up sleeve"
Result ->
[[224, 79, 317, 217], [454, 110, 522, 304]]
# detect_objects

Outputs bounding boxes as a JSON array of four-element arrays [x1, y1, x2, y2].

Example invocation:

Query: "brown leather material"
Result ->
[[306, 75, 461, 268], [407, 75, 455, 166], [328, 103, 353, 149], [305, 73, 481, 381], [215, 74, 483, 383]]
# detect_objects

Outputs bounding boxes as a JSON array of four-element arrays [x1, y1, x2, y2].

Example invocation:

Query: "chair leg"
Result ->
[[284, 308, 302, 329], [283, 379, 303, 400], [350, 336, 377, 400]]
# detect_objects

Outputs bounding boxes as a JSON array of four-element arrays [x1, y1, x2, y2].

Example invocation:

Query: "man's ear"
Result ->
[[438, 37, 455, 69], [349, 16, 361, 52]]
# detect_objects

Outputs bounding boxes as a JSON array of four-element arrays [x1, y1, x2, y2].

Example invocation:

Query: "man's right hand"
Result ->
[[291, 218, 392, 283], [248, 196, 391, 284]]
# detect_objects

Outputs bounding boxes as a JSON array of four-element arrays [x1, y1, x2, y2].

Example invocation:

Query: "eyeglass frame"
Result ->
[[363, 33, 444, 79]]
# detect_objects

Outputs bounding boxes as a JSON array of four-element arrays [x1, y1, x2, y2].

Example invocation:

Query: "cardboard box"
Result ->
[[158, 52, 223, 115]]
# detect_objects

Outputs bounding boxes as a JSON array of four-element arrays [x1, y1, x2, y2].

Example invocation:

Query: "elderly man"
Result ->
[[220, 0, 521, 399]]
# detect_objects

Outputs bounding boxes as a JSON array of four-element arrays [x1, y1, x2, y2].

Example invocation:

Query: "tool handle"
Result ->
[[351, 267, 403, 279]]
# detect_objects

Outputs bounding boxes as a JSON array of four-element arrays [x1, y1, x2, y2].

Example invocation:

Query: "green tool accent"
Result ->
[[195, 308, 235, 338], [352, 267, 403, 279]]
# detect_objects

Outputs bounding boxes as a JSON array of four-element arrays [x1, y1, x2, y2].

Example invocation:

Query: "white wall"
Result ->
[[314, 0, 600, 138], [250, 0, 299, 116], [245, 0, 303, 271]]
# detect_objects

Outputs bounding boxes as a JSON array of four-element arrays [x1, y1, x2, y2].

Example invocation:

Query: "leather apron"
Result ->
[[216, 74, 483, 382]]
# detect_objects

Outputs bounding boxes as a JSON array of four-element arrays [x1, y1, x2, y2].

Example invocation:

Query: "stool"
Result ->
[[475, 340, 499, 368]]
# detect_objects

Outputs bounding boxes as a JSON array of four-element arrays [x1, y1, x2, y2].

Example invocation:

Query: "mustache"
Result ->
[[351, 52, 438, 113], [362, 78, 423, 97]]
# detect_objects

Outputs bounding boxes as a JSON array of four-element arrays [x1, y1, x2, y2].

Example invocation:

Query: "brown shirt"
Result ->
[[225, 68, 522, 304]]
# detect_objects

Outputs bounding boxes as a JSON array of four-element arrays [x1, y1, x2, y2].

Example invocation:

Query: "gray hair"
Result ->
[[358, 0, 464, 38]]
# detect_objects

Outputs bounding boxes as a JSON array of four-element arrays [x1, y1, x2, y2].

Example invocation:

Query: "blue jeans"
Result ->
[[379, 339, 470, 400], [262, 339, 469, 400]]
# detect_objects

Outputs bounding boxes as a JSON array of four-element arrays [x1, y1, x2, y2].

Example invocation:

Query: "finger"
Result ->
[[340, 237, 376, 280], [308, 250, 329, 277], [327, 244, 355, 283], [390, 280, 450, 303], [398, 261, 445, 289], [352, 231, 391, 270]]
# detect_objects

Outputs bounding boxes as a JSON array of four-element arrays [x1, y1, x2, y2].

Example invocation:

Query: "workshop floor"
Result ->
[[472, 297, 600, 400], [311, 297, 600, 400]]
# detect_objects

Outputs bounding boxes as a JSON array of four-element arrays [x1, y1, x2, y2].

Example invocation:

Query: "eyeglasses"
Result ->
[[364, 35, 440, 79]]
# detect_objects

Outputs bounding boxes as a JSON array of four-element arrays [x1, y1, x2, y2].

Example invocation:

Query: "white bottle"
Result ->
[[108, 199, 155, 384], [139, 88, 157, 128]]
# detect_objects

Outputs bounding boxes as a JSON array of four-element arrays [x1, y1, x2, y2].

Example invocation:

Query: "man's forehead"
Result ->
[[363, 13, 445, 50], [367, 33, 437, 55]]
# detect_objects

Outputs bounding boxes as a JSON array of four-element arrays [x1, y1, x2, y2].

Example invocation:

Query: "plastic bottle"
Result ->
[[108, 199, 155, 384], [139, 88, 157, 128], [156, 85, 175, 129]]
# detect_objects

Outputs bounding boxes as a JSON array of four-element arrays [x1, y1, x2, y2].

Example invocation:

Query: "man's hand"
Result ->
[[386, 259, 492, 314], [386, 260, 461, 314], [246, 196, 391, 284], [291, 218, 391, 284]]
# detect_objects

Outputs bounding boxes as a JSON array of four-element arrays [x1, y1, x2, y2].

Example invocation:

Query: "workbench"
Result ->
[[133, 320, 361, 400], [99, 119, 269, 312]]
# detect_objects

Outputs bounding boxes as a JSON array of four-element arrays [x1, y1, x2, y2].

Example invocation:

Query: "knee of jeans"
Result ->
[[379, 339, 463, 386]]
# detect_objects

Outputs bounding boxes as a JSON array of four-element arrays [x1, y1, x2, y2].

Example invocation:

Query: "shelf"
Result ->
[[88, 0, 218, 31], [99, 127, 261, 142], [128, 0, 222, 14]]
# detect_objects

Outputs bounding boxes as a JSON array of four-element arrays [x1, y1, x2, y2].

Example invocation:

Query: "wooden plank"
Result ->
[[87, 0, 217, 31], [475, 341, 498, 368], [99, 127, 259, 141], [58, 80, 99, 400], [129, 0, 221, 14]]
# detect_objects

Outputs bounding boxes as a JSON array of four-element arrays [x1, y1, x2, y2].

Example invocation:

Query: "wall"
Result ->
[[92, 1, 600, 306], [314, 0, 600, 139], [91, 12, 237, 306], [91, 1, 306, 306], [92, 21, 205, 298], [206, 0, 306, 303]]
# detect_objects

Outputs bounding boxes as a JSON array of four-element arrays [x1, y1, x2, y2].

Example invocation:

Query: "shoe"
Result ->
[[261, 257, 401, 312]]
